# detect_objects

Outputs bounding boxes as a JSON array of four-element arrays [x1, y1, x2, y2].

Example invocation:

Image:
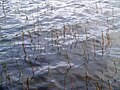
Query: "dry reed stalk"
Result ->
[[64, 66, 72, 90], [31, 66, 35, 77], [105, 29, 111, 51], [63, 25, 70, 38], [22, 31, 27, 58], [95, 82, 101, 90], [15, 34, 22, 56], [1, 63, 10, 89], [95, 2, 99, 14], [95, 79, 104, 90], [105, 16, 111, 49], [101, 31, 104, 56], [16, 60, 22, 78], [113, 61, 117, 77], [70, 77, 79, 90], [107, 80, 112, 90], [55, 31, 61, 53], [48, 61, 51, 79], [28, 31, 33, 43], [1, 0, 7, 17], [26, 78, 29, 90], [63, 49, 72, 90], [64, 72, 67, 90], [82, 41, 89, 65], [93, 39, 97, 61]]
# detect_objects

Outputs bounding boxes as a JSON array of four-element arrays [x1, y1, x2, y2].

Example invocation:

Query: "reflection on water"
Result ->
[[0, 0, 120, 89]]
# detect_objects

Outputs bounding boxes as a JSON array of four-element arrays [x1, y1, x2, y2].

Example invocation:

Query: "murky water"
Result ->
[[0, 0, 120, 89]]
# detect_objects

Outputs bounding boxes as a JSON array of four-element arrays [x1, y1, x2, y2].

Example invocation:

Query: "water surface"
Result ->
[[0, 0, 120, 89]]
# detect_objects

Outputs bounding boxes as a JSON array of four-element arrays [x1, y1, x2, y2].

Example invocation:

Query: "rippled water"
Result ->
[[0, 0, 120, 89]]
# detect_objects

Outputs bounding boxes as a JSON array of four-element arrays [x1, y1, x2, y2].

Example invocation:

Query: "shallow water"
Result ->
[[0, 0, 120, 90]]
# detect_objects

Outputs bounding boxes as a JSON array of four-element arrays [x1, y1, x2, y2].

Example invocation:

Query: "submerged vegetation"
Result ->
[[0, 0, 120, 90]]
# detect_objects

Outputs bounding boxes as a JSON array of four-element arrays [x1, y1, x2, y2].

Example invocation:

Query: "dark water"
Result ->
[[0, 0, 120, 90]]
